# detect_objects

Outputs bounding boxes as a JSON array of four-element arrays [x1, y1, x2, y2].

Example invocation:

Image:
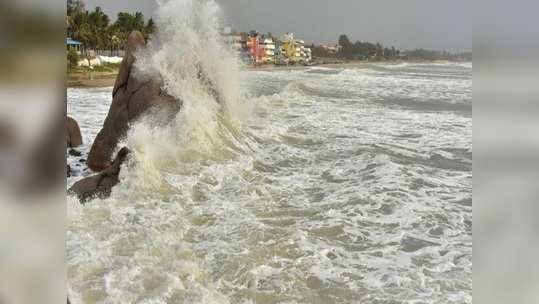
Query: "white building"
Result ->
[[260, 37, 276, 63], [222, 27, 244, 51], [304, 47, 312, 62]]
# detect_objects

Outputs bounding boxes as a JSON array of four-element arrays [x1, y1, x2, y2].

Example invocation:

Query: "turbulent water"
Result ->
[[67, 1, 471, 303], [67, 61, 472, 304]]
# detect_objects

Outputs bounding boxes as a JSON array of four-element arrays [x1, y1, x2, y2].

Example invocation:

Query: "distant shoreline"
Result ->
[[67, 59, 470, 88]]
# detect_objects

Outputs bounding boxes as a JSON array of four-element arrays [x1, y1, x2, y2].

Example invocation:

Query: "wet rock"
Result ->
[[68, 149, 82, 157], [87, 31, 178, 172], [66, 116, 82, 148], [67, 165, 71, 177], [69, 147, 130, 203]]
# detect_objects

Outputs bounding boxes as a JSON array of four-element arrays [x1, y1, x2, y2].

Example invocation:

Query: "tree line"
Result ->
[[403, 49, 472, 61], [337, 34, 400, 61], [67, 0, 155, 54]]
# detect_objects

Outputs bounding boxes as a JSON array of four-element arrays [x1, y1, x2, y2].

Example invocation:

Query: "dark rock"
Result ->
[[69, 147, 130, 203], [87, 31, 178, 172], [79, 158, 86, 163], [68, 149, 82, 157], [67, 165, 71, 177], [66, 116, 82, 148]]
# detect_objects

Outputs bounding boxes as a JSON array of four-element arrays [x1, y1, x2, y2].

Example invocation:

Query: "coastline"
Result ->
[[67, 59, 467, 88]]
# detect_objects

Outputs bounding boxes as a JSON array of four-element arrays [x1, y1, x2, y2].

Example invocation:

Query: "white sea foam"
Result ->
[[116, 0, 253, 193]]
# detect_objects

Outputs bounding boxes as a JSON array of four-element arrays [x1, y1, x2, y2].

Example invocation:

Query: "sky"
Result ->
[[83, 0, 471, 52]]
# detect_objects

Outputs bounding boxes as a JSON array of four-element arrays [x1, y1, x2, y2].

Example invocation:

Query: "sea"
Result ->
[[67, 1, 472, 303]]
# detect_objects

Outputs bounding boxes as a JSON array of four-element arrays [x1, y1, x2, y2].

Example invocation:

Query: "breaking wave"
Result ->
[[121, 0, 251, 193]]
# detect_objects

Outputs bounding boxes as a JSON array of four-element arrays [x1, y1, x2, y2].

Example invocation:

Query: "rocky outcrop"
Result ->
[[68, 147, 130, 203], [86, 31, 178, 172], [66, 116, 82, 148]]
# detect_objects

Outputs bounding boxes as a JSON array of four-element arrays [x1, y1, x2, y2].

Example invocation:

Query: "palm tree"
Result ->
[[144, 18, 156, 40], [68, 10, 91, 55], [86, 7, 109, 52], [133, 12, 145, 31]]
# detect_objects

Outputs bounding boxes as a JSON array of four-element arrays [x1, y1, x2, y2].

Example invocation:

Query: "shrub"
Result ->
[[67, 48, 80, 69]]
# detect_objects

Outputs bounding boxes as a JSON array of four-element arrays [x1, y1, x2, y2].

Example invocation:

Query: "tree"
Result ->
[[114, 11, 146, 46], [66, 1, 157, 54], [143, 18, 156, 39], [338, 34, 353, 58], [338, 34, 352, 48], [67, 0, 85, 17], [87, 7, 109, 50], [375, 43, 384, 60], [68, 10, 91, 53], [67, 48, 80, 69]]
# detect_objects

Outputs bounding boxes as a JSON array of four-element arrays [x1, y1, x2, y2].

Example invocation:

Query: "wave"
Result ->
[[118, 0, 251, 193]]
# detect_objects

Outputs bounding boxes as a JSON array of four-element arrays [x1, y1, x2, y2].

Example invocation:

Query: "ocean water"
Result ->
[[67, 61, 472, 304], [67, 1, 471, 303]]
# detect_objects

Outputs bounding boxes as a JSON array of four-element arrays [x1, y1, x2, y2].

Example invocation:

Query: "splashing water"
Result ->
[[125, 0, 251, 192]]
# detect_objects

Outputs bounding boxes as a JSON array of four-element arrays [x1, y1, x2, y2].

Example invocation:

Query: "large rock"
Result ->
[[68, 147, 130, 203], [87, 31, 178, 171], [66, 116, 82, 148]]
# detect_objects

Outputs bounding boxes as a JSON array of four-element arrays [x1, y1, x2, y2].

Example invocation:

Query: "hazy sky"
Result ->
[[83, 0, 471, 51]]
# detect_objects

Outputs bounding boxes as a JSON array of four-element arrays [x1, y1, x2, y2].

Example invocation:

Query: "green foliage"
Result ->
[[337, 34, 400, 61], [403, 49, 472, 61], [67, 0, 155, 53], [144, 18, 156, 39], [67, 0, 85, 17], [67, 48, 80, 69]]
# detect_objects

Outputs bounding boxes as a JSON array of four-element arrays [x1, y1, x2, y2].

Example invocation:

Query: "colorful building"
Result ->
[[222, 28, 311, 65], [247, 31, 263, 64], [260, 36, 276, 64], [281, 33, 301, 63]]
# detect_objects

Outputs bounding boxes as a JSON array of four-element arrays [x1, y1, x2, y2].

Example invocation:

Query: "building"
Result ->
[[320, 44, 341, 54], [304, 47, 312, 62], [67, 38, 82, 55], [260, 36, 276, 64], [222, 27, 245, 51], [281, 33, 301, 63], [274, 40, 287, 65], [247, 31, 263, 64], [220, 28, 311, 65], [297, 39, 306, 62]]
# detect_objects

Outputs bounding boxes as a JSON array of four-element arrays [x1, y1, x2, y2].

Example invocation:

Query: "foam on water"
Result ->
[[67, 1, 472, 302]]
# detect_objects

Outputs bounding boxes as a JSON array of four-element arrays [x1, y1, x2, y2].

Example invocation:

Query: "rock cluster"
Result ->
[[68, 147, 130, 203], [68, 31, 179, 203], [86, 31, 177, 172]]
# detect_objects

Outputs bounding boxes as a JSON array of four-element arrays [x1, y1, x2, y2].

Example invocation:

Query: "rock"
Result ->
[[68, 149, 82, 157], [67, 165, 71, 177], [66, 116, 82, 148], [69, 147, 130, 203], [87, 31, 178, 172]]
